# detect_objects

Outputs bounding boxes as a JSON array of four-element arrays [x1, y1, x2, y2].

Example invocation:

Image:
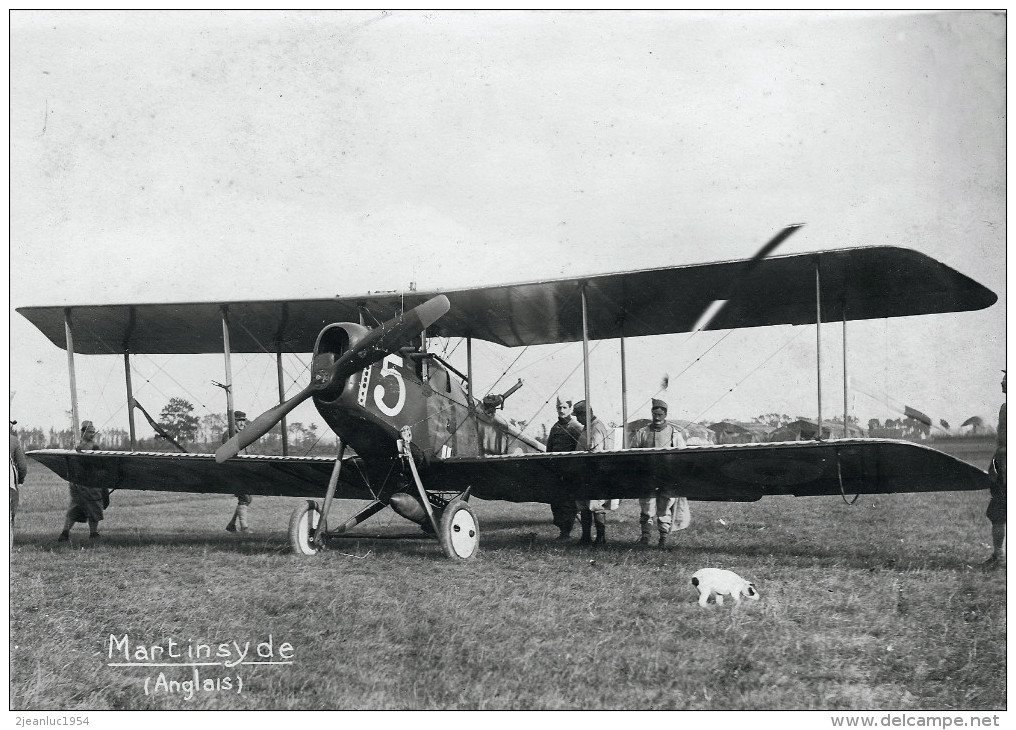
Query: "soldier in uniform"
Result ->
[[10, 421, 28, 543], [546, 396, 582, 539], [572, 400, 614, 545], [224, 411, 253, 533], [983, 371, 1006, 569], [630, 399, 689, 549], [58, 420, 109, 541]]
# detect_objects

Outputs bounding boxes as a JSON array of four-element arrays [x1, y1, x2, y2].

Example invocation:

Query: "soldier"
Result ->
[[546, 396, 582, 539], [10, 421, 28, 544], [983, 371, 1006, 569], [630, 398, 689, 549], [225, 411, 254, 533], [58, 420, 109, 541], [573, 400, 614, 545]]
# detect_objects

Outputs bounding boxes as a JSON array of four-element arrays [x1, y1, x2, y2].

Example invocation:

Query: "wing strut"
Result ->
[[276, 302, 290, 456], [124, 351, 137, 450], [398, 428, 440, 534], [842, 305, 849, 438], [815, 261, 823, 439], [221, 306, 237, 436], [620, 330, 629, 449], [64, 309, 79, 438], [581, 285, 592, 439], [124, 306, 138, 449], [312, 438, 346, 545]]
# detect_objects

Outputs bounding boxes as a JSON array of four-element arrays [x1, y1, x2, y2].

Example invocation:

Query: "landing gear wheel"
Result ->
[[289, 500, 327, 556], [438, 500, 479, 560]]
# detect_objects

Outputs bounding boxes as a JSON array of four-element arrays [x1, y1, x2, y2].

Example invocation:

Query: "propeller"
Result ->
[[691, 223, 804, 333], [215, 294, 451, 462]]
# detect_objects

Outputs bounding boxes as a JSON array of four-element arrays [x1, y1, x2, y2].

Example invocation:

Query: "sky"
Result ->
[[7, 10, 1007, 442]]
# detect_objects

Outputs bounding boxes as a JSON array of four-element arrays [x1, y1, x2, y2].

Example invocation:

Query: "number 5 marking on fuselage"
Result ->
[[373, 353, 406, 417]]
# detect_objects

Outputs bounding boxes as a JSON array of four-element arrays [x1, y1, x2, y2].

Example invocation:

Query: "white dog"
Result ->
[[691, 568, 760, 607]]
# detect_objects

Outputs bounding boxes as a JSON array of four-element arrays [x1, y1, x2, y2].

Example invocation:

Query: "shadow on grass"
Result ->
[[11, 512, 985, 573]]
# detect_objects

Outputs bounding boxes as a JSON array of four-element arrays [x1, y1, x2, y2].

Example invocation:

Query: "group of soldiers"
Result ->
[[547, 395, 692, 550], [7, 411, 256, 544], [8, 371, 1007, 565], [547, 372, 1008, 565]]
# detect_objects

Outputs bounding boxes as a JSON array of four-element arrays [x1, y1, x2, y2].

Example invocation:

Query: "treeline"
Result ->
[[13, 420, 339, 457]]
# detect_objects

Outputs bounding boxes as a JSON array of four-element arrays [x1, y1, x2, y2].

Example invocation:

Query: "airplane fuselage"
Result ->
[[311, 330, 542, 496]]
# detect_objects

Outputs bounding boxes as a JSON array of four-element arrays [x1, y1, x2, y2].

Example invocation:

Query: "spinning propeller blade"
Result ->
[[215, 294, 451, 462], [691, 223, 804, 333]]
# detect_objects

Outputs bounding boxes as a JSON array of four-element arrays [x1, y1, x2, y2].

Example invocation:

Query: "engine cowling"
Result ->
[[311, 322, 370, 401]]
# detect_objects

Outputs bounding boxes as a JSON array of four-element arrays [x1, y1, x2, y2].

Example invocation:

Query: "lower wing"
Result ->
[[27, 450, 372, 499], [427, 439, 992, 503], [28, 439, 991, 505]]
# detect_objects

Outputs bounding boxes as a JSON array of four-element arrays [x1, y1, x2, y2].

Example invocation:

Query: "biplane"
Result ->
[[18, 228, 997, 559]]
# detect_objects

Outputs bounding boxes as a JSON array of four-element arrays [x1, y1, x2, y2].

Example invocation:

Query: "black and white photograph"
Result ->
[[8, 10, 1006, 716]]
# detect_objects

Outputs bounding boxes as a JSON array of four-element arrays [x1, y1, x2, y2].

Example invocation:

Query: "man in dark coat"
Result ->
[[983, 371, 1006, 569], [10, 422, 28, 542], [225, 411, 253, 533], [58, 420, 108, 541]]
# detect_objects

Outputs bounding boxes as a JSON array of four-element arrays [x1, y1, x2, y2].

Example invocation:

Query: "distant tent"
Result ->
[[767, 418, 865, 442], [708, 421, 768, 444]]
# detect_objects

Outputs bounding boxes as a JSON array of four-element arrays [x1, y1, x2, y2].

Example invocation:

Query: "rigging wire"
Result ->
[[518, 341, 603, 435], [484, 345, 530, 397], [135, 354, 211, 411], [511, 342, 574, 374], [689, 327, 805, 425], [626, 330, 736, 420]]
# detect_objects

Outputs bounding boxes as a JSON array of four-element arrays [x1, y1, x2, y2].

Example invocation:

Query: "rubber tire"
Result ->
[[288, 500, 326, 556], [438, 500, 479, 560]]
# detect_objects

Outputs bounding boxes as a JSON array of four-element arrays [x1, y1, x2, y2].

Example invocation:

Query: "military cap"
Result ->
[[556, 396, 572, 408], [234, 411, 247, 420], [651, 398, 668, 412]]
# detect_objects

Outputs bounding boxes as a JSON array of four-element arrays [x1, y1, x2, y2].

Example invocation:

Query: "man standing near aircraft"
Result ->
[[630, 399, 689, 549], [225, 411, 253, 533], [58, 420, 108, 541], [573, 400, 614, 545], [546, 396, 582, 540], [10, 421, 28, 544], [983, 371, 1006, 569]]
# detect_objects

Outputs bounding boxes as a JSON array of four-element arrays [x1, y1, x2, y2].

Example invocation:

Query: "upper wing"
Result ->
[[17, 246, 996, 352], [28, 450, 372, 499], [427, 439, 993, 503]]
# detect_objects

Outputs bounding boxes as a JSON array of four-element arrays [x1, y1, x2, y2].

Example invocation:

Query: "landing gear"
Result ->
[[438, 499, 479, 560], [289, 500, 326, 556], [398, 428, 481, 560]]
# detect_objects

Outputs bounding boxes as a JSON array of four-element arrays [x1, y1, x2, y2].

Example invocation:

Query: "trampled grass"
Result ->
[[9, 468, 1006, 710]]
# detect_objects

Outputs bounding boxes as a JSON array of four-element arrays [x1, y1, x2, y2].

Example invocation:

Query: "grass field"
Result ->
[[9, 464, 1006, 711]]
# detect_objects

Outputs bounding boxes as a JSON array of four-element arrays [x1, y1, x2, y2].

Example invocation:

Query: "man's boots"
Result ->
[[577, 509, 593, 544], [237, 504, 252, 533], [638, 513, 653, 546], [594, 512, 607, 545]]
